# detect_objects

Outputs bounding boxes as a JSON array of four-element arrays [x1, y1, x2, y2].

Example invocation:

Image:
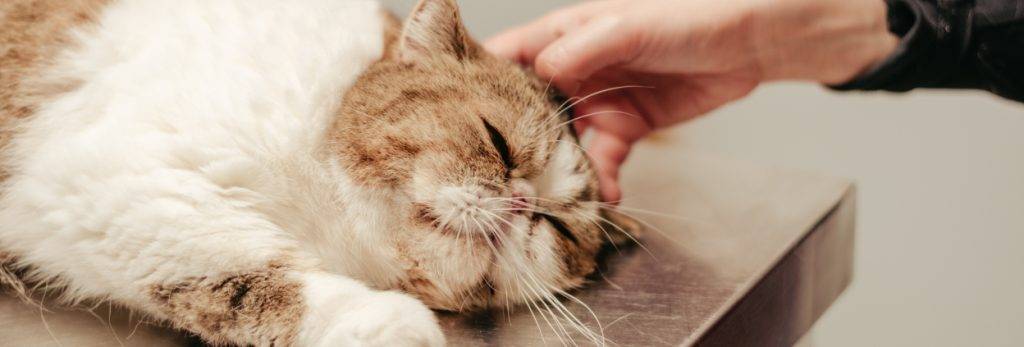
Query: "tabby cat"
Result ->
[[0, 0, 639, 345]]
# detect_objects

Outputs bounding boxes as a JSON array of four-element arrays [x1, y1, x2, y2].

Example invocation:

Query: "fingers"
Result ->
[[575, 97, 651, 203], [572, 118, 591, 135], [574, 88, 653, 144], [484, 25, 555, 65], [588, 130, 631, 204], [533, 17, 639, 93], [484, 6, 589, 64], [485, 1, 640, 94]]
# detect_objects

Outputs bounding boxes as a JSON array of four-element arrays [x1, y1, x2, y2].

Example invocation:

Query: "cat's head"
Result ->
[[330, 0, 640, 311]]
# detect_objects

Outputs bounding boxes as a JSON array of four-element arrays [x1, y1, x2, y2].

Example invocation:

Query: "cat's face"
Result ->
[[330, 0, 639, 311]]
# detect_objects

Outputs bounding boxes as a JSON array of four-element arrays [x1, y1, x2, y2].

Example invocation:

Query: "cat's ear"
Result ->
[[600, 208, 644, 247], [397, 0, 481, 62]]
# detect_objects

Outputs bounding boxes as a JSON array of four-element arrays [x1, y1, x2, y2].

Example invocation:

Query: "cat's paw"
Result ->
[[315, 291, 445, 347]]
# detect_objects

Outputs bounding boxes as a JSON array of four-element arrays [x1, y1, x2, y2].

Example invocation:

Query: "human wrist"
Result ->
[[748, 0, 898, 84]]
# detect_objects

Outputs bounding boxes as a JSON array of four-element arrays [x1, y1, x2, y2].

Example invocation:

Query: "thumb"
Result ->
[[534, 17, 639, 93], [588, 129, 634, 203]]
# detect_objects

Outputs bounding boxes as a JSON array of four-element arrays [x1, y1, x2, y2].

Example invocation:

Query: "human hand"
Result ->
[[486, 0, 897, 202]]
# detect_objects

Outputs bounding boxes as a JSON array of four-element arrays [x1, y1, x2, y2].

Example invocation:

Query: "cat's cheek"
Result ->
[[295, 273, 444, 347]]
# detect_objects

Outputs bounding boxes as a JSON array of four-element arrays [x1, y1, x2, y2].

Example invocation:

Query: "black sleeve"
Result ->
[[833, 0, 1024, 102]]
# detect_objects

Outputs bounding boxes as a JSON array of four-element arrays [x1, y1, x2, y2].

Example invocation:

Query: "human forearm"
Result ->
[[748, 0, 899, 84]]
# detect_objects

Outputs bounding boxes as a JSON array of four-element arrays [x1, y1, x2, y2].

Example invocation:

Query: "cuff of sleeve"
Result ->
[[830, 0, 948, 92]]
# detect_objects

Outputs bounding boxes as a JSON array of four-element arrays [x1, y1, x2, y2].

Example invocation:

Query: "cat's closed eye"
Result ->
[[481, 117, 514, 176]]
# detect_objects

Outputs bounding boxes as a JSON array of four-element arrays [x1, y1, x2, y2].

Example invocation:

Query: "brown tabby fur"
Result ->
[[149, 261, 305, 346]]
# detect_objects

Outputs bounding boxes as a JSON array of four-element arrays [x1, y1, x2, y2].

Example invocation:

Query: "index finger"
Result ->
[[483, 5, 590, 64]]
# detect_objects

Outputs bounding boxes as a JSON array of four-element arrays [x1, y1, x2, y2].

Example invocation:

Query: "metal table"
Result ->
[[0, 138, 855, 347]]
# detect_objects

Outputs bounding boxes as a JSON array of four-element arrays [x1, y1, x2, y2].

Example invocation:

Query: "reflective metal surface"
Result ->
[[440, 142, 855, 346]]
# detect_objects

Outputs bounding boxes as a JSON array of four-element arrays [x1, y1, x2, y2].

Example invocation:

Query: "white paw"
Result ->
[[315, 291, 445, 347]]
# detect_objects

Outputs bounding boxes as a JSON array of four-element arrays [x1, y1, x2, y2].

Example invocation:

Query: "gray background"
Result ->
[[385, 1, 1024, 346]]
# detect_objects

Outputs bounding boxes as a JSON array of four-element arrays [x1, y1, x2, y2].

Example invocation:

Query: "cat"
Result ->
[[0, 0, 640, 345]]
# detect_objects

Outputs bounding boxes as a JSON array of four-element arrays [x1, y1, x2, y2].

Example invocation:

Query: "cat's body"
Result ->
[[0, 0, 637, 345]]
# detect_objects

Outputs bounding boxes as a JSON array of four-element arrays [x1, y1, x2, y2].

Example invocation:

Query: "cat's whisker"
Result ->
[[539, 300, 576, 345], [484, 195, 569, 208], [517, 268, 588, 346], [501, 254, 560, 345], [599, 203, 741, 237], [593, 206, 693, 248], [548, 95, 581, 123], [469, 215, 495, 249], [548, 288, 602, 347], [479, 212, 606, 347], [586, 213, 656, 258], [525, 282, 571, 345], [525, 298, 561, 345], [554, 110, 642, 135], [521, 290, 551, 345], [549, 85, 654, 122], [594, 203, 708, 223], [539, 109, 644, 140], [475, 209, 515, 235], [493, 209, 547, 216], [483, 198, 559, 214], [511, 269, 575, 345], [541, 71, 562, 113], [515, 264, 603, 346], [550, 286, 607, 345], [474, 212, 583, 346], [589, 216, 624, 254], [538, 85, 655, 145]]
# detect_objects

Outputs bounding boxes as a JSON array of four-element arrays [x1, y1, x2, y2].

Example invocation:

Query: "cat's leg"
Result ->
[[0, 171, 443, 346], [135, 210, 448, 346], [150, 261, 446, 347]]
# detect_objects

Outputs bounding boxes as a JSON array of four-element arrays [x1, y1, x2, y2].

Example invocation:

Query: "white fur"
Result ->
[[537, 139, 590, 199], [0, 0, 442, 345], [295, 272, 444, 346], [0, 0, 604, 344]]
